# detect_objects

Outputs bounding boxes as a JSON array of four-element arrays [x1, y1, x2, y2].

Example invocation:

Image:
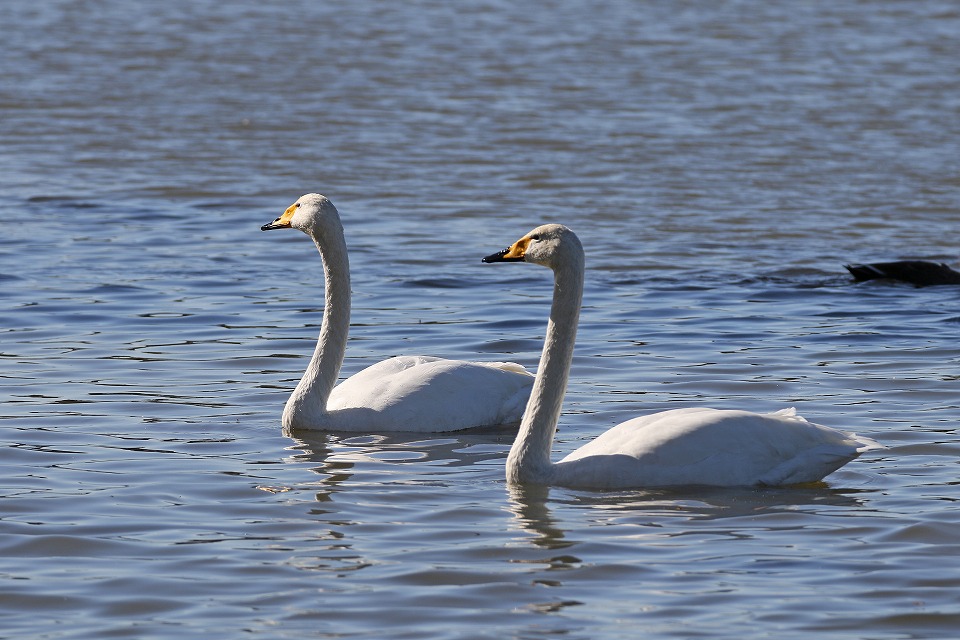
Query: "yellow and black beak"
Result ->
[[482, 237, 529, 263], [261, 203, 297, 231]]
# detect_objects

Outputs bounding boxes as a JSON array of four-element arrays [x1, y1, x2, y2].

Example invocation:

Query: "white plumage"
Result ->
[[262, 194, 532, 433], [323, 355, 533, 432], [483, 224, 880, 489]]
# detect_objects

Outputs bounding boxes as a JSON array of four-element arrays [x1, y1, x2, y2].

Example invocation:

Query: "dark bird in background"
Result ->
[[845, 260, 960, 287]]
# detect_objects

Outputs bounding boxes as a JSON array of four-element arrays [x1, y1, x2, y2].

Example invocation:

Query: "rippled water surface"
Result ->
[[3, 1, 960, 638]]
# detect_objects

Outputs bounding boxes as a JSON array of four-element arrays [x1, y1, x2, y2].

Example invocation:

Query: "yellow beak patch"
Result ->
[[261, 203, 298, 231], [502, 237, 530, 260]]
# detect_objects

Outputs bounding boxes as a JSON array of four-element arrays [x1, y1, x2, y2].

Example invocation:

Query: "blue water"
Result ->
[[2, 1, 960, 638]]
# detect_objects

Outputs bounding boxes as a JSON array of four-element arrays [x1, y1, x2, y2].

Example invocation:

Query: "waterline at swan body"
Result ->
[[483, 224, 880, 489], [261, 194, 533, 433]]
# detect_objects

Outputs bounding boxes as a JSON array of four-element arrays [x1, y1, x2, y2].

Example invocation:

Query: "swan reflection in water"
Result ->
[[278, 428, 514, 501], [274, 427, 874, 599], [504, 481, 871, 550], [280, 424, 874, 521]]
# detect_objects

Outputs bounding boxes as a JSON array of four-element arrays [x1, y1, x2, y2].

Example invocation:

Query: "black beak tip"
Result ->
[[482, 249, 507, 263], [483, 248, 523, 263]]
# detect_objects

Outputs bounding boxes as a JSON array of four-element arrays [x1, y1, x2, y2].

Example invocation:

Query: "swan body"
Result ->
[[320, 356, 532, 432], [483, 224, 880, 489], [845, 260, 960, 287], [262, 194, 533, 433]]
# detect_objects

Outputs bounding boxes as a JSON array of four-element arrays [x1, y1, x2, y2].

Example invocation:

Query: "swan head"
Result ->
[[262, 193, 340, 235], [482, 224, 582, 270]]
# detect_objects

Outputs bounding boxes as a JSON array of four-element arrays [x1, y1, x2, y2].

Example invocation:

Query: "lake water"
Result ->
[[2, 1, 959, 638]]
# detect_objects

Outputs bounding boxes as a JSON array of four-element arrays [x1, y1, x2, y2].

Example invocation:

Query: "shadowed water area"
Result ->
[[2, 1, 959, 638]]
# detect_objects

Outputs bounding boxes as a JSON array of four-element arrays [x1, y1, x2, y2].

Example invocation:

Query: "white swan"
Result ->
[[262, 194, 533, 433], [483, 224, 881, 489]]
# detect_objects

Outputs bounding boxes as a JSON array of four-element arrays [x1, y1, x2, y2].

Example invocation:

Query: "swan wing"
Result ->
[[555, 408, 879, 488], [326, 356, 534, 432]]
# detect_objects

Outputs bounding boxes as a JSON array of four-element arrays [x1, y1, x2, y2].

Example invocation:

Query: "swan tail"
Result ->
[[771, 407, 798, 418], [769, 409, 883, 452], [758, 445, 860, 485], [850, 433, 884, 452], [758, 432, 882, 485], [478, 361, 534, 376]]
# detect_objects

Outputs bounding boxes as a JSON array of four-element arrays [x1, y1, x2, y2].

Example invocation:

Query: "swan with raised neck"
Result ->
[[484, 223, 881, 488], [262, 194, 533, 433]]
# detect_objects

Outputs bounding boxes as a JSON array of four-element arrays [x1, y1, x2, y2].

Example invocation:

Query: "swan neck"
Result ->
[[287, 222, 351, 419], [508, 258, 584, 484]]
